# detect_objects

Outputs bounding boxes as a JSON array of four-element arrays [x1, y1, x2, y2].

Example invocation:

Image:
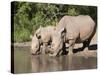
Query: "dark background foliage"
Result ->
[[11, 1, 97, 42]]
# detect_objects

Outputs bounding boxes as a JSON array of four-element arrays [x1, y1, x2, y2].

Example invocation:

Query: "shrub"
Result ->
[[14, 28, 31, 42]]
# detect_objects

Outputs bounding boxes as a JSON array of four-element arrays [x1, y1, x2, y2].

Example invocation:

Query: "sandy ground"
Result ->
[[13, 41, 31, 47]]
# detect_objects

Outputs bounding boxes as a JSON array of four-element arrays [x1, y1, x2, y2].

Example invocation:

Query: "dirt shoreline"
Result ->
[[12, 41, 31, 47]]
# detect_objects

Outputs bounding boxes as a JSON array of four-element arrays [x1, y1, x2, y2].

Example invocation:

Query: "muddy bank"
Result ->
[[12, 41, 31, 47]]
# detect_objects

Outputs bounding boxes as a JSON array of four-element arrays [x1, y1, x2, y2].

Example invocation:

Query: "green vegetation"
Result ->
[[12, 1, 97, 42]]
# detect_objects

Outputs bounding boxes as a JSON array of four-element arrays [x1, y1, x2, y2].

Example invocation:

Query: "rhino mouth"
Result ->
[[48, 47, 54, 54], [36, 50, 41, 54], [49, 45, 62, 56], [31, 50, 41, 55]]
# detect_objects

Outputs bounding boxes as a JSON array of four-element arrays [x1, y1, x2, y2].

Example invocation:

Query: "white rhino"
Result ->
[[50, 15, 96, 56], [32, 26, 55, 54]]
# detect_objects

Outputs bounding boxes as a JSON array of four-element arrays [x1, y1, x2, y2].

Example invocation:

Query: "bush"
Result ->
[[68, 8, 79, 16], [14, 28, 31, 42], [12, 2, 97, 43]]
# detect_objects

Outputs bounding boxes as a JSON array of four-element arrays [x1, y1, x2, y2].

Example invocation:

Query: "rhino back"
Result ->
[[76, 15, 95, 41], [57, 15, 95, 42], [41, 26, 55, 43]]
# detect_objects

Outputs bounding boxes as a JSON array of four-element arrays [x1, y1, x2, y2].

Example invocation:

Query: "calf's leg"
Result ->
[[68, 39, 75, 55], [42, 43, 48, 54]]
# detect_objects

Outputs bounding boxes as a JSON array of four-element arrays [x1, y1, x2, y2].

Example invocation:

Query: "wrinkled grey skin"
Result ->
[[35, 26, 55, 54], [50, 15, 95, 56]]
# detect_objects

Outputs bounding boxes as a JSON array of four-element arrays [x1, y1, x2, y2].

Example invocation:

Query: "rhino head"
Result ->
[[31, 35, 40, 55], [50, 27, 66, 56], [35, 26, 43, 44]]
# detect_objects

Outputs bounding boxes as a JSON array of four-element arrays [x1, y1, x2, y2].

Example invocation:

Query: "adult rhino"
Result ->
[[50, 15, 96, 56], [31, 26, 55, 54]]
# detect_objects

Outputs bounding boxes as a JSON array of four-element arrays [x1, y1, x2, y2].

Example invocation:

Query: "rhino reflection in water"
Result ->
[[31, 55, 97, 72], [14, 47, 97, 73], [50, 15, 96, 56]]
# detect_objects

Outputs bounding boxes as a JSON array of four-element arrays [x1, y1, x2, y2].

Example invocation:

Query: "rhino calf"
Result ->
[[50, 15, 96, 56], [31, 26, 56, 55], [35, 26, 56, 54]]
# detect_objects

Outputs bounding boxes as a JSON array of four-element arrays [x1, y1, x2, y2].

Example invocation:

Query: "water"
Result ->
[[14, 47, 97, 74]]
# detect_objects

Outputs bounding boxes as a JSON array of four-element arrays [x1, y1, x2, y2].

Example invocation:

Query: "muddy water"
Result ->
[[14, 47, 97, 74]]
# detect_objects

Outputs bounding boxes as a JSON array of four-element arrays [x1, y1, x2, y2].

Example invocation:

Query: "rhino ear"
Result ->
[[36, 34, 41, 39], [38, 26, 42, 32], [59, 28, 65, 34], [36, 26, 42, 34], [59, 28, 66, 37]]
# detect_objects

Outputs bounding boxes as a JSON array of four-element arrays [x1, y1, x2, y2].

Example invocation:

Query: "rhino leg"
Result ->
[[83, 28, 96, 51], [40, 45, 43, 54], [49, 53, 57, 57], [82, 38, 92, 52], [49, 49, 62, 57], [42, 43, 48, 54], [49, 45, 63, 56], [82, 40, 89, 51], [68, 39, 75, 55], [59, 50, 63, 55]]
